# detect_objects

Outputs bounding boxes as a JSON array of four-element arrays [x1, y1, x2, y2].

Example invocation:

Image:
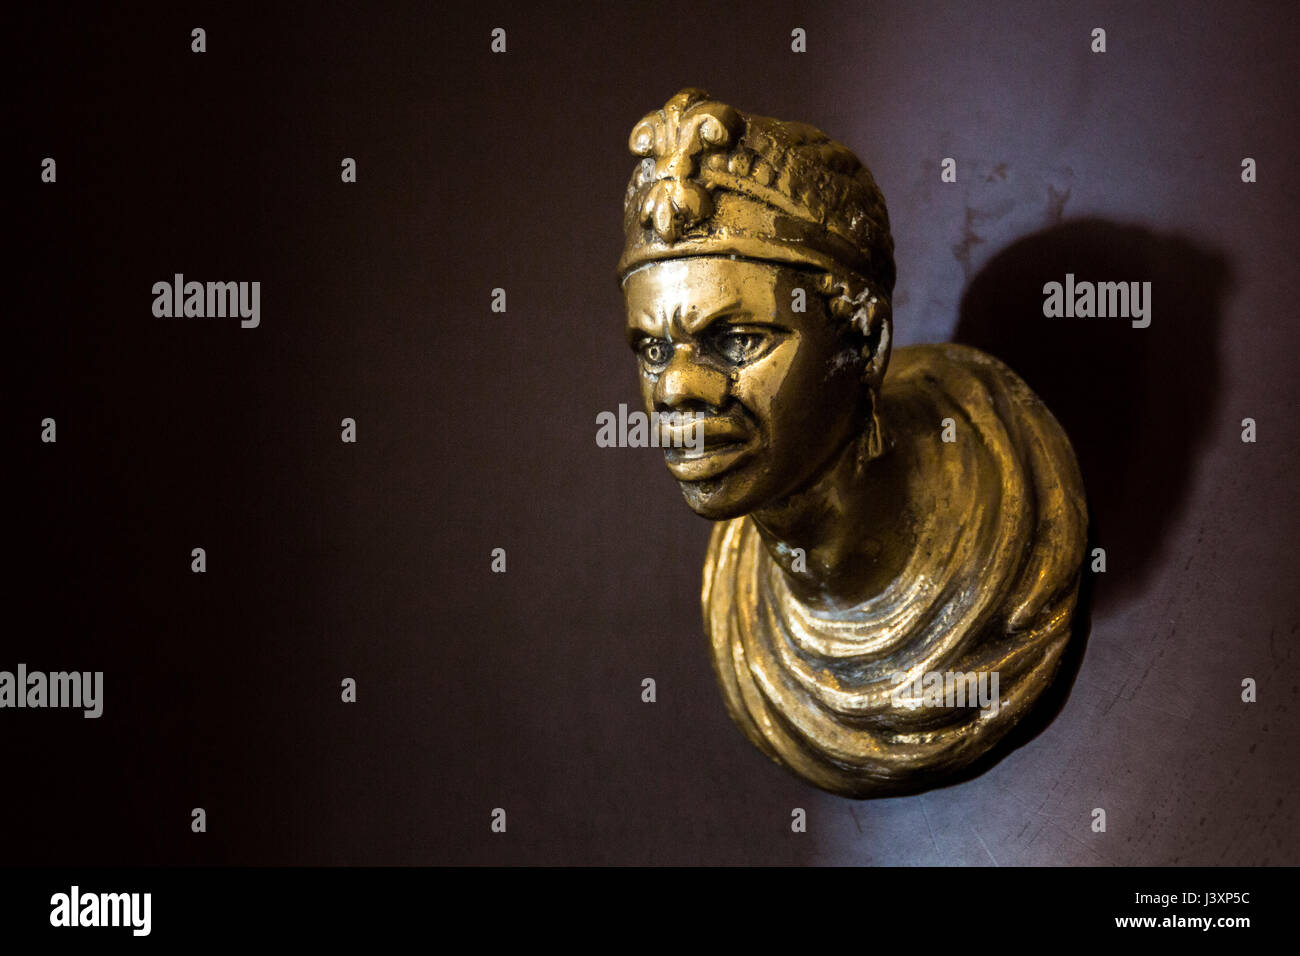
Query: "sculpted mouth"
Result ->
[[658, 413, 749, 447], [661, 416, 755, 481]]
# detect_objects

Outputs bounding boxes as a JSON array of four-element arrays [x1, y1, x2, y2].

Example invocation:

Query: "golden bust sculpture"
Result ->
[[618, 89, 1088, 797]]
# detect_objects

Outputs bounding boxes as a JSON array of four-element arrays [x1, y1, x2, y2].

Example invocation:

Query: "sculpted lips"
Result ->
[[661, 413, 756, 481]]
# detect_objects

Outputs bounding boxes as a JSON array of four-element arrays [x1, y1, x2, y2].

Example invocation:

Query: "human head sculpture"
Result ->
[[618, 91, 1088, 799], [619, 88, 897, 520]]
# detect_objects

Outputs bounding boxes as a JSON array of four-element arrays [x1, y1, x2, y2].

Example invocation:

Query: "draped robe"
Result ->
[[702, 343, 1088, 796]]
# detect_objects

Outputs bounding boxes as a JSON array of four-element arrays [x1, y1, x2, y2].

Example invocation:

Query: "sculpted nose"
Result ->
[[655, 344, 729, 410]]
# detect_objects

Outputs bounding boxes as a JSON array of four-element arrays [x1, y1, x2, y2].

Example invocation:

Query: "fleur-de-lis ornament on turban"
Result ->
[[618, 88, 895, 297], [628, 89, 741, 241]]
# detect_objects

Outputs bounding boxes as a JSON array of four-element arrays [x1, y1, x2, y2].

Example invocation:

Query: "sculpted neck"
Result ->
[[749, 422, 913, 612]]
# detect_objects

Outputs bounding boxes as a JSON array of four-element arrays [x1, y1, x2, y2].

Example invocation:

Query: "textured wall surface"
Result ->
[[10, 1, 1297, 864]]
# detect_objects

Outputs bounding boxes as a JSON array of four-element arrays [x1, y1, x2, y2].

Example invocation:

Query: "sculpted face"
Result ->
[[622, 256, 866, 520]]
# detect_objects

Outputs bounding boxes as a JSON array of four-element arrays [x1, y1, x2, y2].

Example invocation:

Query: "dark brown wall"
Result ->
[[9, 0, 1298, 864]]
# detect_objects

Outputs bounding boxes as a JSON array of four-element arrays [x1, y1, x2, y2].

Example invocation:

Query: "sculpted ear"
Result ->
[[860, 299, 891, 389], [820, 271, 892, 390]]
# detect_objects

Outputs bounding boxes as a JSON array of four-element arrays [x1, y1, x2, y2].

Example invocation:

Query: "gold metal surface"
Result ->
[[619, 89, 1087, 797]]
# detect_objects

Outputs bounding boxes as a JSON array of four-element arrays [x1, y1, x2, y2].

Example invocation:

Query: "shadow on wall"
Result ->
[[883, 220, 1234, 801], [954, 218, 1232, 613]]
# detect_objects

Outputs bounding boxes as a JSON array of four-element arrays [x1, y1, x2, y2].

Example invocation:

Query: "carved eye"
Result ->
[[637, 337, 672, 369], [715, 329, 770, 365]]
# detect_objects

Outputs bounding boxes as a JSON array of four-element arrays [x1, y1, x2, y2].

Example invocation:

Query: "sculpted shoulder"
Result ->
[[883, 344, 1084, 489]]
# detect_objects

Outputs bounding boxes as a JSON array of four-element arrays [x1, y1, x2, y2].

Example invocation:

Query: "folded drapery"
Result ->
[[702, 343, 1088, 797]]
